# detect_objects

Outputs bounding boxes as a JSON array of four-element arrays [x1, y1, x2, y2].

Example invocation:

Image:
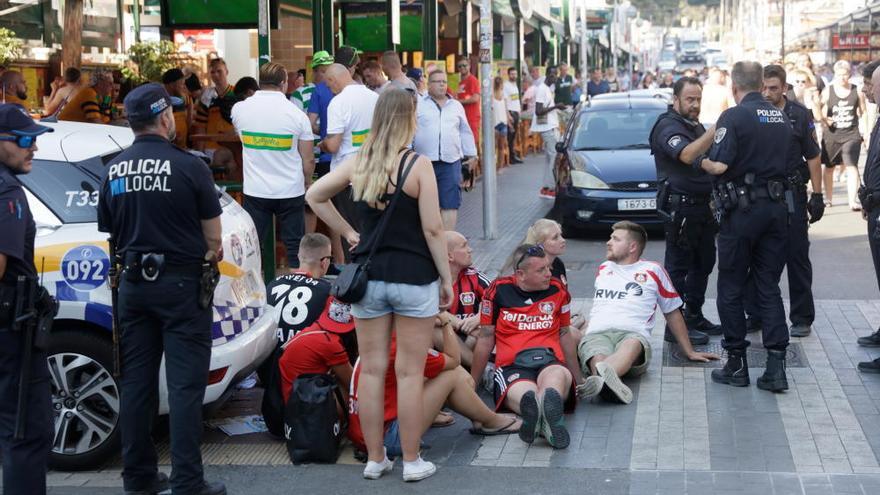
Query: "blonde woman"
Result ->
[[306, 88, 453, 482]]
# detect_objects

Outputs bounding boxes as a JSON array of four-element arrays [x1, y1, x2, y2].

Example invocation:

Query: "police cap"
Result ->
[[0, 104, 53, 136], [124, 83, 173, 123]]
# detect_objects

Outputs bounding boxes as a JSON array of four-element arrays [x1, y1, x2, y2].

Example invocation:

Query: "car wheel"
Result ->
[[48, 330, 121, 471]]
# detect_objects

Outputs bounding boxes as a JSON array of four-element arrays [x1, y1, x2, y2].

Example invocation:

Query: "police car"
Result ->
[[19, 121, 277, 469]]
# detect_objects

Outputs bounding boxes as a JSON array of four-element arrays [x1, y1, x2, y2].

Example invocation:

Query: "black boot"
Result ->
[[664, 325, 709, 345], [757, 349, 789, 392], [857, 328, 880, 347], [711, 350, 749, 387], [684, 308, 722, 335]]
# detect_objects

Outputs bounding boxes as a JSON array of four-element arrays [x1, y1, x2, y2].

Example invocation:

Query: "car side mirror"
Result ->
[[555, 142, 566, 153]]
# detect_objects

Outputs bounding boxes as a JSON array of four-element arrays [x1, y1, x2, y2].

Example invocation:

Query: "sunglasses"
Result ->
[[458, 64, 469, 68], [0, 134, 37, 149], [515, 245, 545, 270]]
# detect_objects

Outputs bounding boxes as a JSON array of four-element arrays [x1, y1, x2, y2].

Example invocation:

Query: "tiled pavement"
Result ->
[[29, 156, 880, 494]]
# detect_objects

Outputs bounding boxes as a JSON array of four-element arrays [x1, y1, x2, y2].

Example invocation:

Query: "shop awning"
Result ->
[[492, 0, 516, 19]]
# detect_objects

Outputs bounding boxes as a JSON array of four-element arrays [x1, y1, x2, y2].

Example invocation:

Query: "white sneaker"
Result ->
[[576, 375, 604, 400], [596, 362, 633, 404], [363, 452, 394, 480], [402, 456, 436, 482]]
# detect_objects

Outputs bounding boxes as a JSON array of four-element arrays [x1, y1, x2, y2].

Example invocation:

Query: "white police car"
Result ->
[[20, 121, 277, 469]]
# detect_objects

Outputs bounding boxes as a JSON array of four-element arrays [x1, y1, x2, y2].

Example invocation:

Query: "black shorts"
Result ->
[[823, 136, 861, 167], [492, 361, 576, 412]]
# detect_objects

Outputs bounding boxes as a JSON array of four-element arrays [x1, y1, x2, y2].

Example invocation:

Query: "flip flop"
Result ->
[[431, 411, 456, 428], [469, 416, 522, 436]]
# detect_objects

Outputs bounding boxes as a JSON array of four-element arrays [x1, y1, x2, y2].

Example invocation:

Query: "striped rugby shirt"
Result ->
[[231, 90, 315, 199]]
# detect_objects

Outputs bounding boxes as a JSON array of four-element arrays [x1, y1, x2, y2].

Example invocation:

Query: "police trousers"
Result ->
[[118, 273, 212, 494], [745, 188, 814, 325], [868, 207, 880, 293], [663, 203, 717, 314], [716, 199, 789, 352], [0, 330, 52, 495], [243, 194, 305, 268]]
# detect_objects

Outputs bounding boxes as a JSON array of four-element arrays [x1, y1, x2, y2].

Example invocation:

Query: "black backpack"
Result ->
[[260, 347, 286, 438], [284, 373, 348, 464]]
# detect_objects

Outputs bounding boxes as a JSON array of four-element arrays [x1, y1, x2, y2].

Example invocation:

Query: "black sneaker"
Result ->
[[857, 329, 880, 347], [789, 324, 812, 337], [664, 325, 709, 345], [858, 358, 880, 373], [539, 388, 570, 449], [197, 481, 227, 495], [518, 391, 540, 444], [686, 313, 723, 336], [125, 473, 170, 495], [511, 157, 524, 164]]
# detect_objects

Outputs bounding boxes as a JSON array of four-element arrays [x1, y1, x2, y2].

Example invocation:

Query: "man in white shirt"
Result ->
[[231, 62, 315, 268], [504, 67, 523, 164], [576, 221, 718, 404], [413, 70, 477, 229], [321, 64, 379, 169], [531, 65, 567, 199]]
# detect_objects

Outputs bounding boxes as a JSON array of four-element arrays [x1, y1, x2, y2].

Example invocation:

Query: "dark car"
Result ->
[[553, 96, 667, 234]]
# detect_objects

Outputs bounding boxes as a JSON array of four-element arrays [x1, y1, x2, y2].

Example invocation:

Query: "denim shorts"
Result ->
[[351, 279, 440, 319], [432, 160, 463, 210]]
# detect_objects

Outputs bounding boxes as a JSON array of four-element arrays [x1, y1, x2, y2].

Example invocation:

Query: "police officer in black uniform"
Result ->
[[97, 84, 226, 495], [650, 76, 723, 347], [855, 59, 880, 372], [0, 105, 54, 495], [744, 65, 825, 338], [694, 61, 793, 392]]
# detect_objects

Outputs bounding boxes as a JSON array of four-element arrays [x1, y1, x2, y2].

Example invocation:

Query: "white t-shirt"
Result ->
[[530, 83, 559, 133], [503, 80, 521, 113], [326, 84, 379, 169], [585, 260, 683, 339], [493, 96, 508, 127], [231, 90, 315, 199]]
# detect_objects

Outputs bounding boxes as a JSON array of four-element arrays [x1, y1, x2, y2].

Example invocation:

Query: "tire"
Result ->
[[47, 330, 121, 471]]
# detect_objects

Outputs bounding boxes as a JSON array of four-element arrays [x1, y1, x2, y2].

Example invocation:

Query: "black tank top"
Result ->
[[352, 154, 439, 285], [827, 84, 860, 138]]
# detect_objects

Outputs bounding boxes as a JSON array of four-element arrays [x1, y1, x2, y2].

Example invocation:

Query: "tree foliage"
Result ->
[[0, 28, 22, 67], [121, 41, 179, 84]]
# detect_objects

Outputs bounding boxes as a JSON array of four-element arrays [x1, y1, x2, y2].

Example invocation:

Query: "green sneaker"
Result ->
[[538, 389, 569, 449]]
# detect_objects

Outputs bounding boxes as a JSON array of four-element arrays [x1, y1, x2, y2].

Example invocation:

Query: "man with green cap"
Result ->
[[291, 50, 333, 113]]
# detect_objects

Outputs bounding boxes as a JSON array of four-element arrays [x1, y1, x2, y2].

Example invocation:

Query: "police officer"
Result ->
[[97, 84, 226, 495], [744, 65, 825, 338], [694, 61, 793, 392], [855, 59, 880, 372], [649, 76, 722, 347], [0, 104, 53, 494]]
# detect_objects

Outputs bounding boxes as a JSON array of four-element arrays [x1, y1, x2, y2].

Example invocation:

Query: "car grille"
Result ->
[[610, 181, 657, 192]]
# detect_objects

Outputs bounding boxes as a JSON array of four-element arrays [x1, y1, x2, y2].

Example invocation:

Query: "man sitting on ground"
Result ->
[[577, 221, 719, 404], [471, 244, 583, 449], [348, 324, 520, 462], [434, 231, 491, 369]]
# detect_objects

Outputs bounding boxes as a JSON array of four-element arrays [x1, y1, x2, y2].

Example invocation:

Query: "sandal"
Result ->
[[431, 411, 456, 428], [469, 416, 522, 436]]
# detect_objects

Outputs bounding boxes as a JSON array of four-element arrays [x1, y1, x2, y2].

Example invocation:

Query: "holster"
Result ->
[[860, 186, 879, 211], [656, 180, 674, 223]]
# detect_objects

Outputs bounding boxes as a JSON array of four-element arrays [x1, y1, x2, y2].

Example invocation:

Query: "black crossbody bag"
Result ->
[[331, 150, 418, 303]]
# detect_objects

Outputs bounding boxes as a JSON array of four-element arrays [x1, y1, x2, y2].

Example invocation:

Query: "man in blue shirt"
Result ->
[[587, 69, 610, 97]]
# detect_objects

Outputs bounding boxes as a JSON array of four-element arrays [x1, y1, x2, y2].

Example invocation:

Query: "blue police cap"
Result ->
[[124, 83, 173, 123], [406, 67, 423, 80], [0, 104, 53, 136]]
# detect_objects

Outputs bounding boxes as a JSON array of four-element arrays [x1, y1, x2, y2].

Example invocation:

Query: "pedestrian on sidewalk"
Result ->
[[854, 60, 880, 371], [191, 58, 236, 153], [456, 58, 481, 149], [492, 77, 511, 167], [306, 88, 453, 482], [532, 65, 566, 199], [413, 69, 477, 230], [820, 60, 865, 210], [380, 51, 418, 93], [504, 66, 523, 163], [231, 62, 315, 269]]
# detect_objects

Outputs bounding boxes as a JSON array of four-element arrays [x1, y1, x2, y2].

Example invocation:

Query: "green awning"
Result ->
[[492, 0, 516, 19]]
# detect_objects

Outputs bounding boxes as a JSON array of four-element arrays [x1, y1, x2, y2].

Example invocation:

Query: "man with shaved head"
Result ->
[[380, 50, 417, 93], [0, 70, 28, 107], [434, 232, 491, 369]]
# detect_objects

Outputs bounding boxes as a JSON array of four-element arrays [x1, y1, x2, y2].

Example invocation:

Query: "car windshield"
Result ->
[[18, 159, 102, 224], [682, 41, 700, 51], [571, 109, 662, 150], [661, 52, 676, 61]]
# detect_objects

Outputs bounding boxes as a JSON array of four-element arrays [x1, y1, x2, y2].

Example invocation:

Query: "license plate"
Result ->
[[618, 198, 656, 211]]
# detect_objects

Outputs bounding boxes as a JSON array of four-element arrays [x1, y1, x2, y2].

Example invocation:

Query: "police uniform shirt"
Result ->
[[783, 98, 820, 176], [0, 165, 36, 283], [650, 108, 713, 194], [97, 135, 222, 265], [863, 117, 880, 194], [709, 92, 792, 183]]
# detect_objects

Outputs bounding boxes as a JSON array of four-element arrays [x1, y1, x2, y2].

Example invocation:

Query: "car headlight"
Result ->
[[570, 170, 610, 189]]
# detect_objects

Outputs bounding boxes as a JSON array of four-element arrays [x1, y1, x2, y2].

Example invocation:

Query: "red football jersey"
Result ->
[[347, 340, 446, 451], [278, 325, 349, 403], [456, 74, 481, 122], [449, 266, 491, 321], [480, 277, 571, 368]]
